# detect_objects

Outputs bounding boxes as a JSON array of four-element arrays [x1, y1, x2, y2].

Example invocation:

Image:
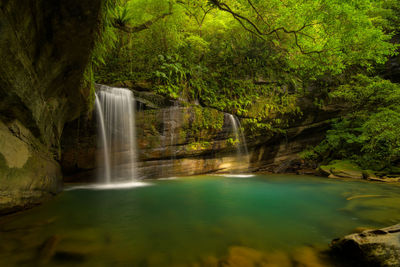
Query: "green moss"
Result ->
[[186, 141, 212, 151], [83, 64, 96, 114], [178, 129, 187, 143], [362, 169, 378, 179], [226, 138, 239, 147], [326, 160, 363, 172], [192, 106, 223, 131], [188, 106, 224, 142], [298, 148, 319, 162], [320, 160, 364, 179]]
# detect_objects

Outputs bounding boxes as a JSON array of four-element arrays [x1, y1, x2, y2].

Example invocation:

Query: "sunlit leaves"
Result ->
[[95, 0, 399, 139]]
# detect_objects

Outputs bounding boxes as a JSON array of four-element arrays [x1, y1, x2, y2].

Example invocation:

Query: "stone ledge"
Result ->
[[331, 224, 400, 267]]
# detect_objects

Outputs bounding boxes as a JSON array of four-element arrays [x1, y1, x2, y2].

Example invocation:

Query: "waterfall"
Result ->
[[168, 102, 179, 164], [161, 102, 180, 177], [95, 95, 111, 182], [227, 114, 249, 162], [95, 86, 138, 183]]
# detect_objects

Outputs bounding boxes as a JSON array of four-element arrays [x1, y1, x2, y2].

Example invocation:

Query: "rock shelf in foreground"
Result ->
[[331, 224, 400, 267]]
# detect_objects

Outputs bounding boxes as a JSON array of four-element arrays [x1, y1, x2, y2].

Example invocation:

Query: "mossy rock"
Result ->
[[362, 169, 379, 179], [318, 165, 331, 176], [320, 160, 363, 179]]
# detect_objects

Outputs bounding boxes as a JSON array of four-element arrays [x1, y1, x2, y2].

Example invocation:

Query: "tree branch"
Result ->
[[209, 0, 327, 54], [247, 0, 270, 30], [113, 2, 173, 33]]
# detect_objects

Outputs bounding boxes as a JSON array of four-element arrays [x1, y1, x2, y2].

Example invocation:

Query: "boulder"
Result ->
[[331, 224, 400, 267], [319, 161, 364, 179]]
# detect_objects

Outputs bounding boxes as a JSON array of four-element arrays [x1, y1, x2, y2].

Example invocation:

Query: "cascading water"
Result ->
[[95, 85, 138, 183], [167, 102, 180, 163], [161, 102, 180, 177], [227, 114, 249, 162], [95, 95, 111, 182]]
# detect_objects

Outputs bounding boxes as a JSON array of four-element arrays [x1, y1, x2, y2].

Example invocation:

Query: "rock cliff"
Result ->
[[0, 0, 102, 214], [61, 85, 340, 181]]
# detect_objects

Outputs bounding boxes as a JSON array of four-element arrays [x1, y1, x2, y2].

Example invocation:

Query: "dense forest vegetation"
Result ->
[[2, 1, 400, 265], [90, 0, 400, 172]]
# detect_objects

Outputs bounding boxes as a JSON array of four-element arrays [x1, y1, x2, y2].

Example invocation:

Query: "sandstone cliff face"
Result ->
[[0, 0, 102, 214], [61, 87, 339, 181], [62, 103, 250, 181]]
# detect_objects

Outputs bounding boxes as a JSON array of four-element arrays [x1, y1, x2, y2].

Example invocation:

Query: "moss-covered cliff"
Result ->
[[61, 85, 340, 181], [0, 0, 103, 214]]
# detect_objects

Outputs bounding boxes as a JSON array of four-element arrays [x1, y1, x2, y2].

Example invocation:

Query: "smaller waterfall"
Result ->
[[95, 86, 138, 183], [227, 114, 249, 163], [161, 102, 180, 177], [168, 102, 180, 164]]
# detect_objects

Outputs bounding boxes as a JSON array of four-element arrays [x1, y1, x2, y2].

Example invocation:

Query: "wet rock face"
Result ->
[[61, 94, 337, 180], [0, 0, 102, 214], [0, 120, 62, 215], [331, 224, 400, 267], [0, 0, 102, 145], [61, 104, 250, 181]]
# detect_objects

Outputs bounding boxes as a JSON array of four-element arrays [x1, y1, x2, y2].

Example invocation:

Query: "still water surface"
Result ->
[[1, 174, 399, 266]]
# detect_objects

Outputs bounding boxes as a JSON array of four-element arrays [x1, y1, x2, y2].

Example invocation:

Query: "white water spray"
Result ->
[[227, 114, 249, 160], [95, 85, 138, 183], [95, 95, 111, 182]]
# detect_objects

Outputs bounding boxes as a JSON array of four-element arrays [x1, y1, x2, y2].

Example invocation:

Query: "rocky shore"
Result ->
[[331, 224, 400, 267]]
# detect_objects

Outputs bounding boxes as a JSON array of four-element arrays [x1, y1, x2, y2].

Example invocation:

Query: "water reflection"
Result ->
[[1, 174, 399, 266]]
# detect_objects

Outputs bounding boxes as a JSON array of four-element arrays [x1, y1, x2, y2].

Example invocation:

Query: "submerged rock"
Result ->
[[37, 235, 62, 263], [219, 246, 292, 267], [292, 246, 331, 267], [331, 224, 400, 267], [52, 251, 86, 263], [216, 246, 331, 267]]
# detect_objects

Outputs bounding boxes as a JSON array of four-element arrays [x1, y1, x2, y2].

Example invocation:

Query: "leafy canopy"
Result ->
[[93, 0, 399, 151]]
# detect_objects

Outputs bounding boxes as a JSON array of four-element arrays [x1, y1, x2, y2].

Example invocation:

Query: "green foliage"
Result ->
[[111, 3, 135, 28], [92, 0, 400, 170], [331, 74, 400, 111], [360, 109, 400, 169], [298, 147, 319, 162], [191, 106, 224, 132], [94, 0, 397, 122], [187, 141, 212, 151], [92, 0, 119, 67], [153, 54, 189, 99], [181, 106, 225, 143], [83, 0, 118, 110], [83, 64, 96, 113], [226, 138, 239, 147], [306, 76, 400, 170]]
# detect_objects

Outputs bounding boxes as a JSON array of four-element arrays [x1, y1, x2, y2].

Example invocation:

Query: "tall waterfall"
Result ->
[[95, 86, 138, 183], [227, 114, 249, 162]]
